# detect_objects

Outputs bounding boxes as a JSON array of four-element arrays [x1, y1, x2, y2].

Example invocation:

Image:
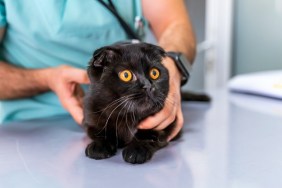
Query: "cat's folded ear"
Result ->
[[141, 43, 166, 60], [89, 46, 120, 68]]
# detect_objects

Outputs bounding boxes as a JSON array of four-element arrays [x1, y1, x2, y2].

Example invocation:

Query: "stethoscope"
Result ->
[[97, 0, 145, 41]]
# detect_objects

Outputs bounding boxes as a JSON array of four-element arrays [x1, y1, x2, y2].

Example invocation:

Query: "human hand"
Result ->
[[46, 65, 90, 125], [138, 57, 184, 141]]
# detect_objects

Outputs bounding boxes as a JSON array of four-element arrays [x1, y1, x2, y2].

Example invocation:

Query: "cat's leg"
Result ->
[[86, 139, 117, 159], [122, 121, 181, 164], [122, 129, 169, 164], [122, 137, 166, 164], [85, 126, 117, 160]]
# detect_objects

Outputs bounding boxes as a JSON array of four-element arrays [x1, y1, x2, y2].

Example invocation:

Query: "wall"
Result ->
[[184, 0, 206, 91], [232, 0, 282, 75], [145, 0, 207, 91]]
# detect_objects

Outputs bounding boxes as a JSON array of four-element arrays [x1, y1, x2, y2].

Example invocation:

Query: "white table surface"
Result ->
[[0, 89, 282, 188]]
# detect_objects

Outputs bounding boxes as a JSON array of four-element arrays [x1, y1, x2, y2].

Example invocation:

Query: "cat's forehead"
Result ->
[[121, 43, 160, 53], [120, 44, 163, 63], [118, 52, 162, 70], [98, 42, 166, 71]]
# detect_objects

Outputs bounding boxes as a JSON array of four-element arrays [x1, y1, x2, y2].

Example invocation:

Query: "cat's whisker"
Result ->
[[125, 101, 139, 141], [93, 94, 138, 132], [127, 101, 138, 140], [151, 94, 165, 109], [94, 93, 143, 136], [87, 94, 137, 115], [130, 102, 137, 124], [120, 101, 134, 138], [158, 93, 175, 105], [95, 97, 133, 136], [114, 101, 127, 147], [155, 98, 164, 109]]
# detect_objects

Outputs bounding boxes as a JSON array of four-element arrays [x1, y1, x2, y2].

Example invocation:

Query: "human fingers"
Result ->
[[47, 65, 90, 93], [71, 83, 85, 106], [61, 65, 90, 84], [63, 92, 84, 125], [138, 99, 176, 130], [167, 108, 184, 141], [60, 84, 85, 125], [153, 104, 177, 131], [66, 101, 84, 125]]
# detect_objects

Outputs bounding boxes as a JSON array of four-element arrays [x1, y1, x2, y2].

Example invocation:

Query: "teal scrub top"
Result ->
[[0, 0, 145, 123]]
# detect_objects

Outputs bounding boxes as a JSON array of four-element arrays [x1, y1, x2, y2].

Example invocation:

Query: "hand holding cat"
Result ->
[[138, 57, 184, 141], [46, 65, 90, 125]]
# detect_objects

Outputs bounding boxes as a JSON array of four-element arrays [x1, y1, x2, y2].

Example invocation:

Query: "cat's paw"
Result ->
[[85, 141, 116, 160], [122, 144, 153, 164]]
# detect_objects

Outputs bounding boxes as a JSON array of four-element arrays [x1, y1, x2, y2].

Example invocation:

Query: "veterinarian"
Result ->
[[0, 0, 195, 140]]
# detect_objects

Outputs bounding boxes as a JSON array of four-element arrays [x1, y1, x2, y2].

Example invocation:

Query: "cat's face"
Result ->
[[87, 42, 169, 119]]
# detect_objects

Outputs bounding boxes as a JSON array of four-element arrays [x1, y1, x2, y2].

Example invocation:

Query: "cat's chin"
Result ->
[[134, 93, 157, 104], [133, 99, 163, 119]]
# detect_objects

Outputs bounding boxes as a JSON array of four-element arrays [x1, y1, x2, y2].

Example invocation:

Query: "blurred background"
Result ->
[[183, 0, 282, 92]]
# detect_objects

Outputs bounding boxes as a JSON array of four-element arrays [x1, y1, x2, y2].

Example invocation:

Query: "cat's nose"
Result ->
[[142, 85, 149, 92], [143, 85, 155, 93]]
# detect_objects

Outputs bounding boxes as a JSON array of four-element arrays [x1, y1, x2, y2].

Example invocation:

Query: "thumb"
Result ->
[[68, 102, 84, 125], [67, 68, 90, 84]]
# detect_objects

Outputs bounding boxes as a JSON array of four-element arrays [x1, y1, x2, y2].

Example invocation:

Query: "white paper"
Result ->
[[228, 70, 282, 99]]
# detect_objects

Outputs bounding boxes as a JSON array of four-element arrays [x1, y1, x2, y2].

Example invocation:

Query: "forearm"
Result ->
[[143, 0, 196, 63], [0, 62, 50, 100], [158, 21, 196, 63]]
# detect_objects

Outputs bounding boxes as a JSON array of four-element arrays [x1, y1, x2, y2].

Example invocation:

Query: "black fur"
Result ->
[[83, 42, 178, 164], [181, 91, 211, 102]]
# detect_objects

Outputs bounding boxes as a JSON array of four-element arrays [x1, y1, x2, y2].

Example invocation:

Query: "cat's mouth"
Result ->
[[130, 92, 164, 113]]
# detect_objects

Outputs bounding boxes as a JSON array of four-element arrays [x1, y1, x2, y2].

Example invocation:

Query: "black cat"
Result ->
[[83, 42, 209, 164]]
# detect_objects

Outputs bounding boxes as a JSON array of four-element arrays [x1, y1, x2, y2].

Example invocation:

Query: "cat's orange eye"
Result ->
[[149, 68, 160, 80], [119, 70, 133, 82]]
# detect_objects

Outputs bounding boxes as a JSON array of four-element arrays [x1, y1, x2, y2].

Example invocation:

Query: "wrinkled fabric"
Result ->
[[0, 0, 144, 123]]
